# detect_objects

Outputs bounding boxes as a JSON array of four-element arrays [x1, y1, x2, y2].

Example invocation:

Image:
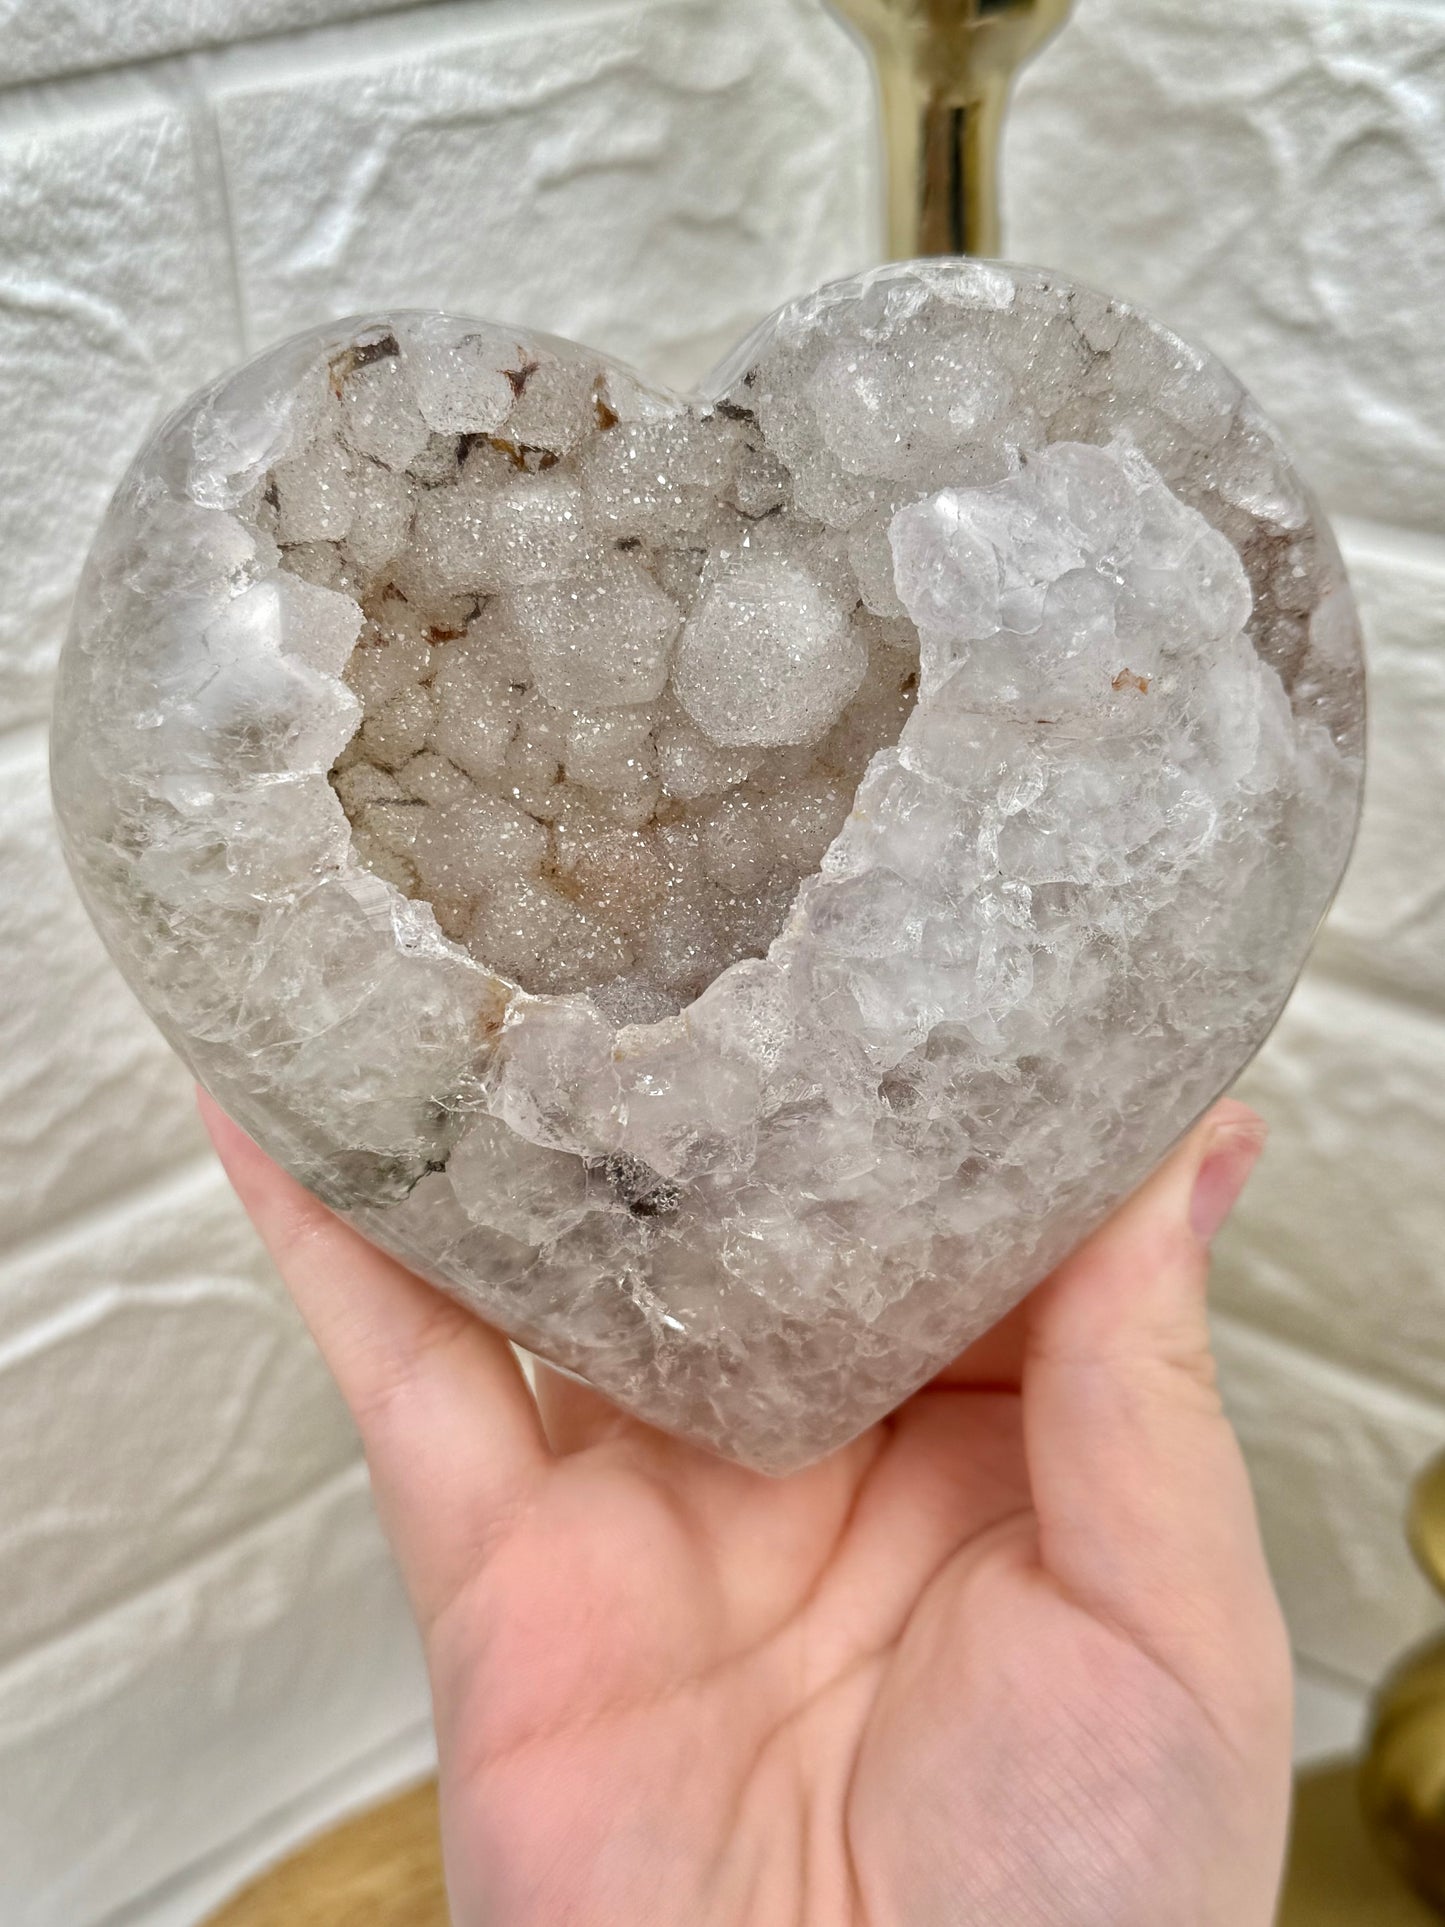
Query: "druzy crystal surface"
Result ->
[[51, 261, 1364, 1471]]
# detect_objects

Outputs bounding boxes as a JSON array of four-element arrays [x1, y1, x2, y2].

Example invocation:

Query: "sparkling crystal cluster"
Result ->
[[310, 334, 915, 1018], [51, 262, 1364, 1471]]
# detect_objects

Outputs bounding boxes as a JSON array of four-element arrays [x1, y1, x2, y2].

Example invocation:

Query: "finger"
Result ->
[[531, 1358, 641, 1455], [199, 1090, 550, 1626], [1022, 1100, 1285, 1697], [931, 1295, 1031, 1391]]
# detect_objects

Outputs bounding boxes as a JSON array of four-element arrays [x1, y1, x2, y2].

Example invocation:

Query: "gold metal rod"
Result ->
[[829, 0, 1073, 260]]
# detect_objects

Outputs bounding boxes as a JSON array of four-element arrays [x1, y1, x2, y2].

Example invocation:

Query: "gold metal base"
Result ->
[[1279, 1758, 1441, 1926], [1359, 1456, 1445, 1908]]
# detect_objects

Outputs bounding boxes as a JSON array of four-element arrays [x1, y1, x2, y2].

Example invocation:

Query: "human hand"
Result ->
[[202, 1092, 1290, 1927]]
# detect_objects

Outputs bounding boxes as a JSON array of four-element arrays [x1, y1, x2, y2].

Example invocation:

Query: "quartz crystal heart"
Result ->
[[51, 261, 1363, 1472]]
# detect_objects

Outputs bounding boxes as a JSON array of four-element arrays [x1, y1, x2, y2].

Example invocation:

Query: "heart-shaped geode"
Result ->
[[52, 261, 1363, 1472]]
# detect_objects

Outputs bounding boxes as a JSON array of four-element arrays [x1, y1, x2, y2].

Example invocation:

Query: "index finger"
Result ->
[[200, 1090, 550, 1629]]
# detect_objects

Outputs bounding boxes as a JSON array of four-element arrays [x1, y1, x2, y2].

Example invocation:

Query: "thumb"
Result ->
[[1023, 1100, 1286, 1701]]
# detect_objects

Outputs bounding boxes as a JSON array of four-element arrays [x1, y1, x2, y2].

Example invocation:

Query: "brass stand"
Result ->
[[827, 0, 1073, 259], [1279, 1453, 1445, 1922]]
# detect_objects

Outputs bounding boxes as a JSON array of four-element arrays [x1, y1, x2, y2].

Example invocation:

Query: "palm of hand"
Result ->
[[203, 1096, 1291, 1927]]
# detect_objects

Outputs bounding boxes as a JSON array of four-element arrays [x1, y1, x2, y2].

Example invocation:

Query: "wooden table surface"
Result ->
[[202, 1779, 449, 1927]]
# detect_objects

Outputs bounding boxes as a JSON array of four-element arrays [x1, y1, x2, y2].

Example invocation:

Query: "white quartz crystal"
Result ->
[[674, 552, 866, 747], [51, 264, 1364, 1472]]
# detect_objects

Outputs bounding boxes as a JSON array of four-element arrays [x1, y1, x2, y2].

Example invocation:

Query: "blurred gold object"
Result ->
[[828, 0, 1073, 258], [1278, 1761, 1440, 1926], [1359, 1452, 1445, 1910], [1279, 1449, 1445, 1924]]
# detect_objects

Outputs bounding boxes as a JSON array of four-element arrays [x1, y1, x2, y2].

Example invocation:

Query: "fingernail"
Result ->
[[1191, 1122, 1267, 1246]]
